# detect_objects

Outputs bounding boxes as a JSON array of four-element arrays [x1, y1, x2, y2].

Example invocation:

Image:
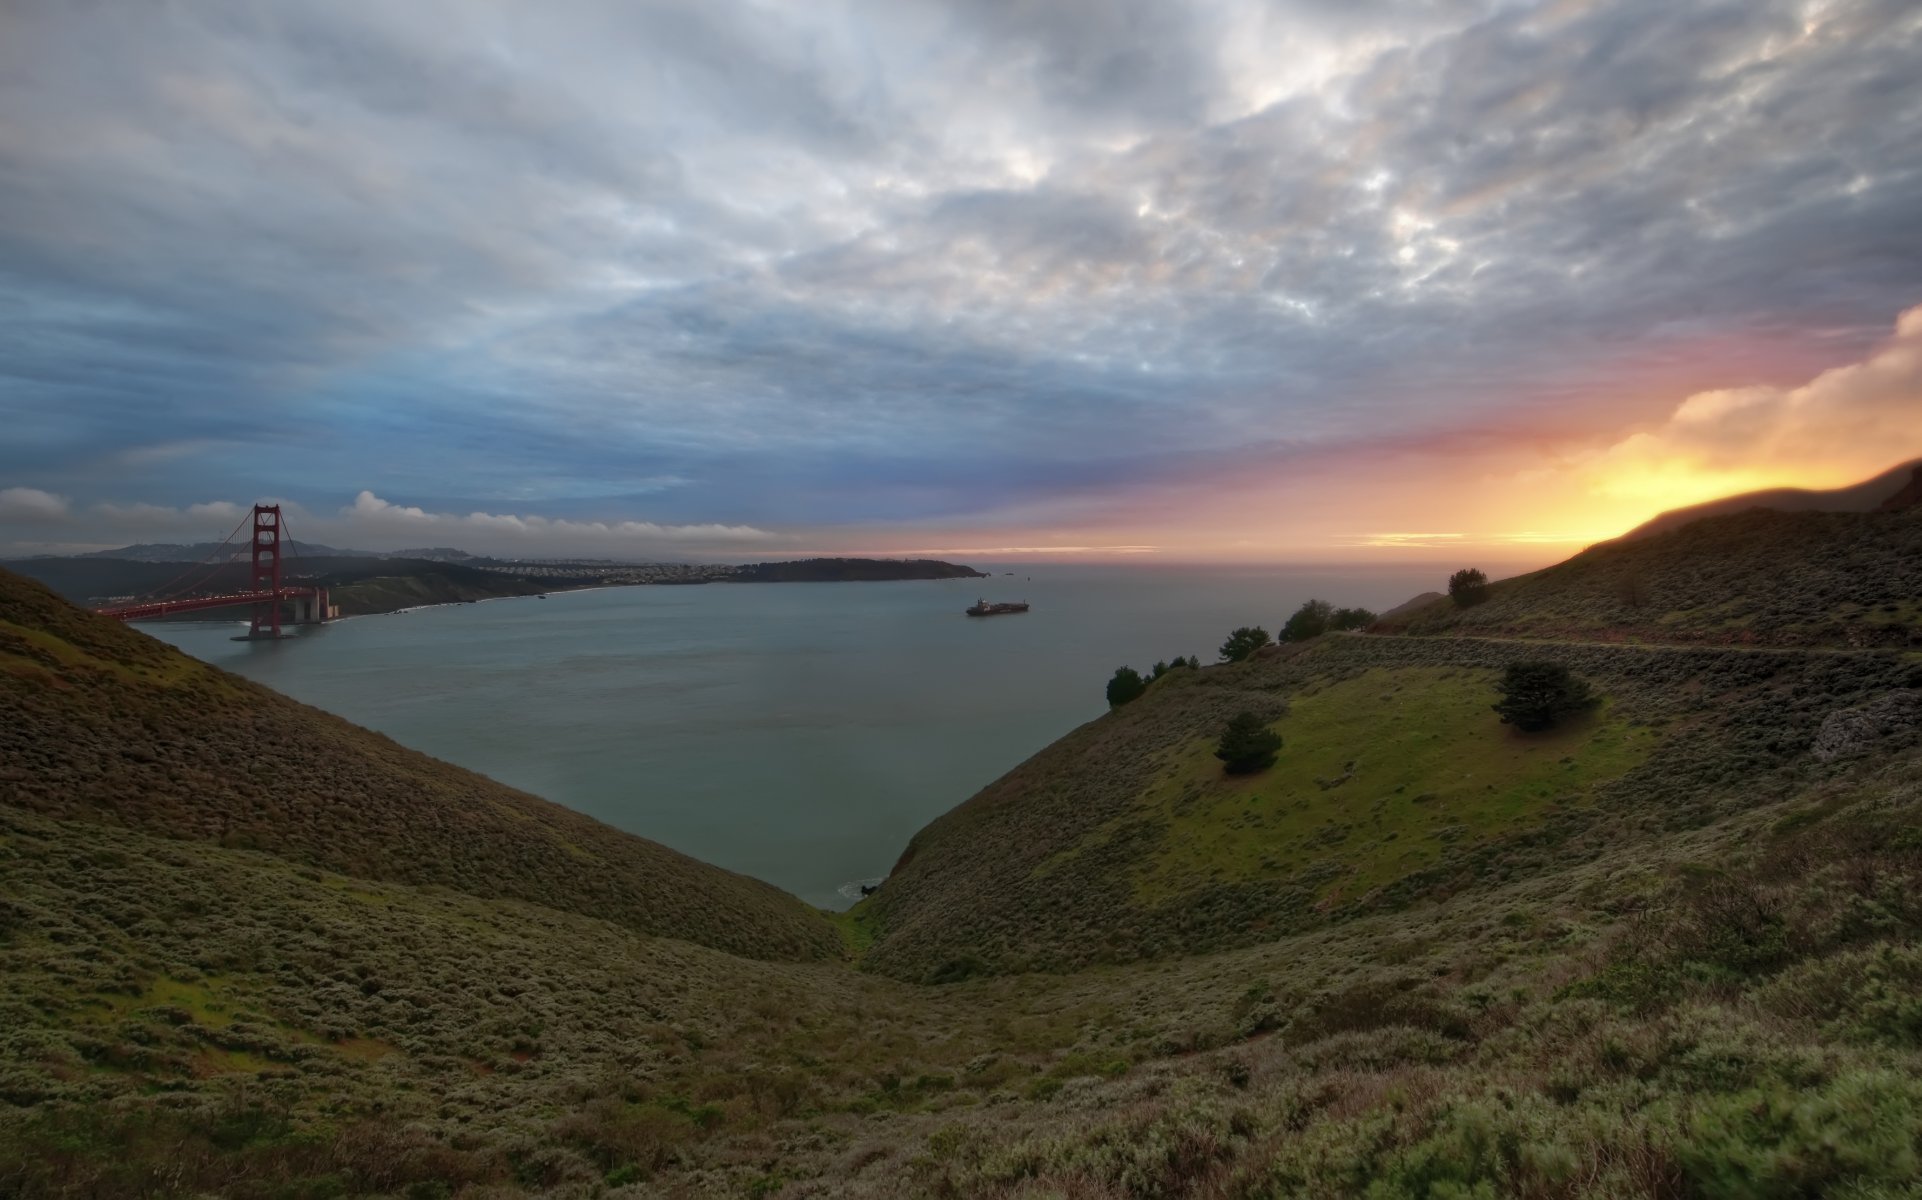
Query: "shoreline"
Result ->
[[130, 573, 982, 627]]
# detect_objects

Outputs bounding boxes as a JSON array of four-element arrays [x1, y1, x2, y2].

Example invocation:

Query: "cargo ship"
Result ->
[[966, 599, 1030, 616]]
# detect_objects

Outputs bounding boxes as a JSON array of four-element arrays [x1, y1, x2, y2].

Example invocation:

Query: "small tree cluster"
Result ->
[[1281, 599, 1378, 642], [1218, 626, 1270, 662], [1493, 660, 1597, 731], [1448, 568, 1490, 607], [1106, 656, 1199, 708], [1215, 712, 1282, 774]]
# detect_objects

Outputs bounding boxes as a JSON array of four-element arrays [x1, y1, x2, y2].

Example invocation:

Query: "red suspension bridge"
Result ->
[[93, 504, 335, 638]]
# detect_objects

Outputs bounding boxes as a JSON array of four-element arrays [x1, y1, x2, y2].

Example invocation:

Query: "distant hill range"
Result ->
[[73, 541, 550, 565], [1621, 456, 1921, 539], [78, 539, 385, 562]]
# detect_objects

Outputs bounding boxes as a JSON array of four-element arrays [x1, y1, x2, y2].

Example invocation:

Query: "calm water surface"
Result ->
[[149, 563, 1454, 908]]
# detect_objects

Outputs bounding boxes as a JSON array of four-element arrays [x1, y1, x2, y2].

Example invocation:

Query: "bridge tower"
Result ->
[[248, 503, 283, 639]]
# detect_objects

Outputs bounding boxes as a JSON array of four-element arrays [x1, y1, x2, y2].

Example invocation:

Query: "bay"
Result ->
[[147, 562, 1465, 908]]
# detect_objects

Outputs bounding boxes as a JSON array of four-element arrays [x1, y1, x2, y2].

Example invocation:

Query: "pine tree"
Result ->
[[1214, 711, 1283, 774], [1218, 626, 1271, 663], [1492, 660, 1596, 731]]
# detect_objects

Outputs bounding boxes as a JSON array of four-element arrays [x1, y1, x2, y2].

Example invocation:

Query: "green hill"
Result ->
[[863, 625, 1920, 981], [5, 505, 1922, 1198], [0, 569, 837, 962]]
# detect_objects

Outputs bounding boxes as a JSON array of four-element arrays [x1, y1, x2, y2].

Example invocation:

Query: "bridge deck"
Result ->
[[96, 587, 322, 622]]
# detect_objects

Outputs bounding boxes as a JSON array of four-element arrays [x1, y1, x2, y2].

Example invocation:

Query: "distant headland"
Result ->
[[0, 551, 988, 618]]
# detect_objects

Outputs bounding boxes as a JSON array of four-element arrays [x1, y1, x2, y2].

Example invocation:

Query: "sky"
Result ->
[[1, 0, 1920, 564]]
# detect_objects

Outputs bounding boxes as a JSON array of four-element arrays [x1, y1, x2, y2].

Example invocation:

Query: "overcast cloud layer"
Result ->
[[2, 0, 1920, 558]]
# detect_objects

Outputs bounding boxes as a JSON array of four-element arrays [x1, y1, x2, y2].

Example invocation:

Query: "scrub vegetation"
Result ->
[[1388, 507, 1922, 647], [5, 503, 1922, 1197]]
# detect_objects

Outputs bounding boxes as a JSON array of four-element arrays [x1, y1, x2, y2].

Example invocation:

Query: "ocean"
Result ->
[[146, 562, 1471, 908]]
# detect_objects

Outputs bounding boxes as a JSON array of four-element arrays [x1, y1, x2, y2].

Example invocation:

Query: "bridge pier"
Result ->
[[288, 587, 333, 626]]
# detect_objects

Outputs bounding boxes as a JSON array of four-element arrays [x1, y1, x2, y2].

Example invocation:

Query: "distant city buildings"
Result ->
[[469, 560, 746, 583]]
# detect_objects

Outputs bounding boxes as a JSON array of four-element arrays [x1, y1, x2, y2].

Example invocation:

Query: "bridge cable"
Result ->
[[140, 507, 255, 601]]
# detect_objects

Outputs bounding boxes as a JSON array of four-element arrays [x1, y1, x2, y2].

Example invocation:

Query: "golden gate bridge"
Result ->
[[92, 504, 335, 639]]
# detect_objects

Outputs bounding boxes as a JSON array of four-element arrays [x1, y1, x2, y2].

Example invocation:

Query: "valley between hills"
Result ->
[[3, 503, 1921, 1198]]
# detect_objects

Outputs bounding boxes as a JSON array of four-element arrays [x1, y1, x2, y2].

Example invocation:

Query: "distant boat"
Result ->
[[966, 599, 1030, 617]]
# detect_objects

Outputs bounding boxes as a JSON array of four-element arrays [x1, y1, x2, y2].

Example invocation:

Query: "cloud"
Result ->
[[1, 0, 1919, 548], [0, 487, 70, 521], [90, 500, 249, 531], [1349, 532, 1466, 549], [1584, 305, 1922, 500], [341, 491, 774, 548], [5, 488, 780, 560]]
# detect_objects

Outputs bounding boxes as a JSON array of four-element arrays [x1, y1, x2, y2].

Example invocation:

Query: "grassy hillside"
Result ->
[[864, 631, 1921, 980], [1381, 508, 1922, 647], [0, 568, 837, 962], [5, 738, 1921, 1196], [323, 565, 552, 615]]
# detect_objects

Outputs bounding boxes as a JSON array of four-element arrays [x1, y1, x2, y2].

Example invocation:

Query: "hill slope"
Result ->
[[0, 568, 837, 962], [1621, 457, 1921, 539], [863, 626, 1921, 979], [1381, 507, 1922, 646]]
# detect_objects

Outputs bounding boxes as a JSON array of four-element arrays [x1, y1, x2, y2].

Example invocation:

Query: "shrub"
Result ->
[[1214, 712, 1282, 775], [1331, 606, 1376, 631], [1106, 667, 1148, 708], [1679, 1071, 1922, 1199], [1448, 568, 1490, 607], [1492, 660, 1596, 731], [1218, 627, 1271, 663]]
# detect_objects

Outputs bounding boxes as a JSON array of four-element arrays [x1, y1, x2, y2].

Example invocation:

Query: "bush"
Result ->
[[1106, 667, 1148, 708], [1284, 601, 1377, 642], [1214, 712, 1282, 774], [1448, 568, 1490, 607], [1331, 606, 1376, 631], [1492, 660, 1596, 731], [1218, 627, 1271, 663], [1679, 1071, 1922, 1199]]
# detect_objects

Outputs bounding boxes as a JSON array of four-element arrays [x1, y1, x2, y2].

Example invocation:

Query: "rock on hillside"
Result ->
[[0, 568, 838, 961], [1382, 507, 1922, 647]]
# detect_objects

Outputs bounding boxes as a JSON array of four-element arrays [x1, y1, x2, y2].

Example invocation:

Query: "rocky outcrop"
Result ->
[[1811, 690, 1921, 762]]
